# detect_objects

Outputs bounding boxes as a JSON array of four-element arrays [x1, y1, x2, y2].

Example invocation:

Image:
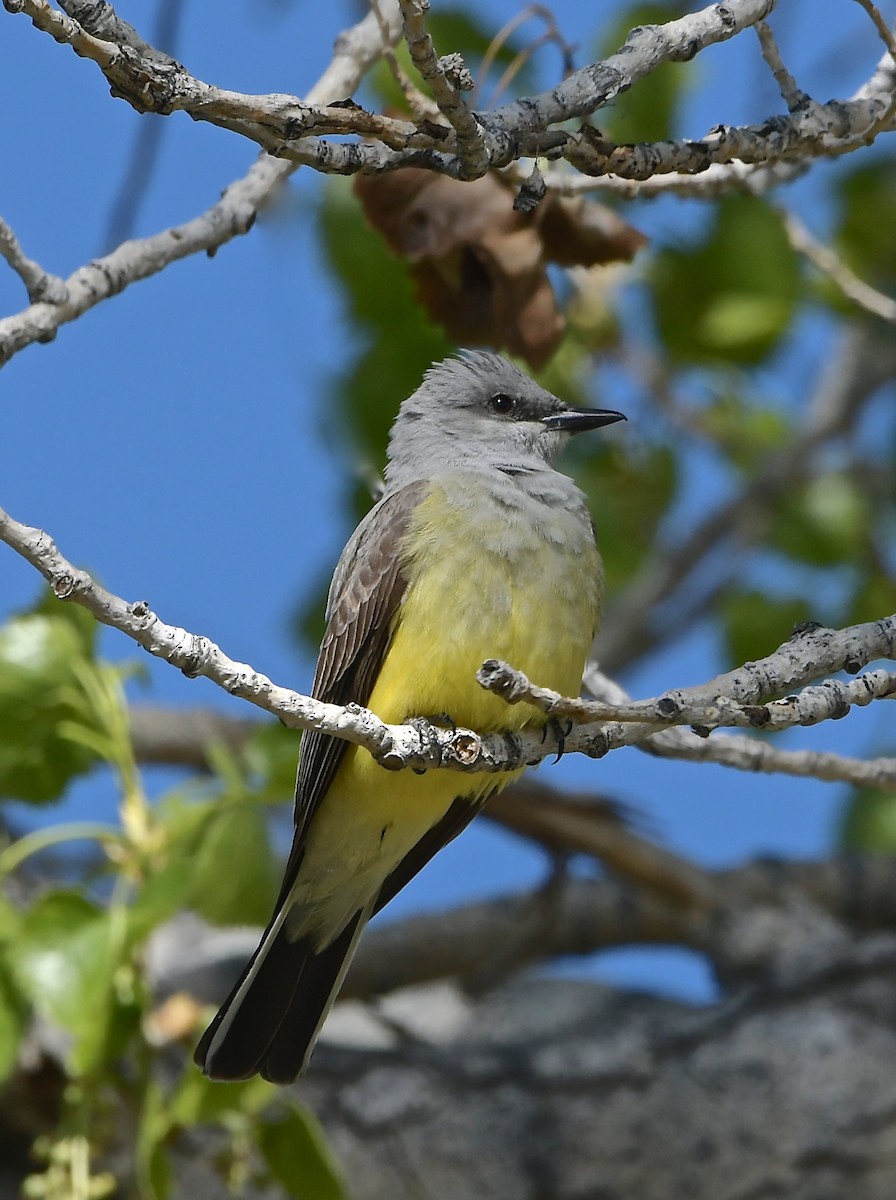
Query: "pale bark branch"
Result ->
[[655, 732, 896, 788], [582, 667, 896, 789], [6, 0, 892, 192], [397, 0, 489, 177], [780, 207, 896, 324], [538, 158, 808, 198], [2, 503, 893, 784], [561, 87, 896, 180], [481, 657, 896, 734], [754, 19, 806, 111], [0, 0, 402, 368], [0, 216, 68, 305]]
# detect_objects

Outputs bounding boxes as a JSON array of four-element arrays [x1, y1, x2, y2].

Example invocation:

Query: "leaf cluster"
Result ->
[[0, 595, 344, 1198]]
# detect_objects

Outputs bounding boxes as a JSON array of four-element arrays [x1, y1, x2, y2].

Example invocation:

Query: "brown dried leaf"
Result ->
[[539, 194, 648, 266], [353, 169, 645, 369]]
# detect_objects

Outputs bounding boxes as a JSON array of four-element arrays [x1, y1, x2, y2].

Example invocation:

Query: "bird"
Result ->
[[194, 350, 625, 1083]]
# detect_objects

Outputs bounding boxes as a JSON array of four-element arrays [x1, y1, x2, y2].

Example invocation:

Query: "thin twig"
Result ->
[[480, 659, 896, 734], [397, 0, 490, 177], [0, 0, 404, 368], [754, 20, 807, 110], [780, 206, 896, 324], [583, 665, 896, 789], [370, 0, 438, 121], [0, 215, 67, 305], [477, 5, 576, 108], [852, 0, 896, 63]]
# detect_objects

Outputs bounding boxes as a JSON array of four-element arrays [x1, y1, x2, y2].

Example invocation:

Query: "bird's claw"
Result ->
[[542, 716, 573, 763]]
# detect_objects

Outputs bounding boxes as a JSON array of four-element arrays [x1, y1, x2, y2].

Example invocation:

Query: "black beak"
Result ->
[[542, 408, 627, 433]]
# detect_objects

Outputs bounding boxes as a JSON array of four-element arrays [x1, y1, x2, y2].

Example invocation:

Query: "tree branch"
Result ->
[[0, 0, 403, 367], [2, 504, 894, 783], [754, 19, 807, 112], [7, 0, 893, 191], [397, 0, 489, 177], [162, 855, 896, 1008], [0, 216, 68, 305], [582, 664, 896, 789], [481, 656, 896, 735], [779, 206, 896, 324]]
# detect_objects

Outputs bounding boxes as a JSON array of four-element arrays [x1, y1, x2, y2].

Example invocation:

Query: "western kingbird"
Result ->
[[195, 351, 625, 1083]]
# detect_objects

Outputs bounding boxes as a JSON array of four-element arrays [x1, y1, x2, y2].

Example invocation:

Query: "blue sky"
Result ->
[[2, 0, 893, 1003]]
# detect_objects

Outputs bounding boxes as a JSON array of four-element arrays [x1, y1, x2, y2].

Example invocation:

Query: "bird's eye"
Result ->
[[490, 393, 516, 416]]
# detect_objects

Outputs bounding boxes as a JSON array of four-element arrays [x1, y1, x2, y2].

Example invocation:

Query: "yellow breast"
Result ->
[[372, 475, 602, 730]]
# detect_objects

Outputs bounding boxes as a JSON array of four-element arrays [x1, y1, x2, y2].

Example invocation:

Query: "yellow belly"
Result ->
[[292, 478, 601, 946]]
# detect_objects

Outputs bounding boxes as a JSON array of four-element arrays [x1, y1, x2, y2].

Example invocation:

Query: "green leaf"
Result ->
[[770, 474, 870, 568], [0, 611, 98, 803], [698, 391, 792, 472], [136, 1081, 173, 1200], [598, 3, 690, 143], [699, 294, 794, 352], [257, 1105, 347, 1200], [124, 794, 218, 941], [836, 158, 896, 289], [0, 955, 27, 1081], [168, 1069, 275, 1128], [650, 195, 800, 365], [840, 784, 896, 853], [721, 590, 813, 667], [572, 441, 678, 592], [0, 893, 22, 943], [189, 802, 278, 927], [11, 890, 134, 1074]]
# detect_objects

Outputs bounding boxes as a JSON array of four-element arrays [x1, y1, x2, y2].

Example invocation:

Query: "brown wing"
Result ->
[[273, 481, 426, 909]]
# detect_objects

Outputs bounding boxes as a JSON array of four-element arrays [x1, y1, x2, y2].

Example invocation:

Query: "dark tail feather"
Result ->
[[259, 912, 368, 1084], [194, 906, 369, 1084]]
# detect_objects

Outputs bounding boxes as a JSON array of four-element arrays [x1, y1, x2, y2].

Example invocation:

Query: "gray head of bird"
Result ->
[[384, 350, 626, 487]]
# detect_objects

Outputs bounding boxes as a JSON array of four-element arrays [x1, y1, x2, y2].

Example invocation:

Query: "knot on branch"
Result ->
[[654, 694, 683, 719], [445, 730, 482, 766], [178, 635, 215, 679], [108, 52, 183, 115], [50, 570, 79, 600]]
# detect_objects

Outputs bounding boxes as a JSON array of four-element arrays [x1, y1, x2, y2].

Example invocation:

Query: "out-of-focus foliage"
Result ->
[[650, 195, 801, 365], [841, 783, 896, 853], [0, 595, 343, 1198], [836, 159, 896, 288], [0, 596, 100, 803]]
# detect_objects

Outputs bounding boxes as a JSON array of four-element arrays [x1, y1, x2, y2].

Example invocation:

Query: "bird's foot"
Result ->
[[542, 716, 573, 763]]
